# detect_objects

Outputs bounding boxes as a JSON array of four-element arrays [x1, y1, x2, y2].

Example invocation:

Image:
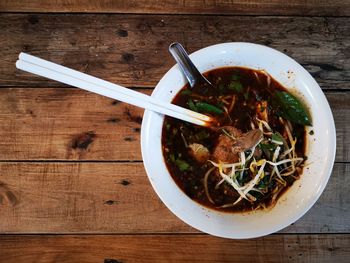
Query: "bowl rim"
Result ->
[[141, 42, 336, 239]]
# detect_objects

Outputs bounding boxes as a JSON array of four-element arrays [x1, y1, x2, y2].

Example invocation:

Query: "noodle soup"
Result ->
[[162, 67, 310, 212]]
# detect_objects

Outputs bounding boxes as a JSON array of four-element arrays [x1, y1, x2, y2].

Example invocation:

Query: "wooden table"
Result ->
[[0, 1, 349, 262]]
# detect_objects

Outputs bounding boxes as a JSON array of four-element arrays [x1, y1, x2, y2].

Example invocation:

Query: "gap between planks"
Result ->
[[0, 0, 349, 16], [0, 234, 349, 263]]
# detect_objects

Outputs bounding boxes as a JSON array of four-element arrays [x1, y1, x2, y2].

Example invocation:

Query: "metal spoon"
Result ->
[[169, 42, 212, 88]]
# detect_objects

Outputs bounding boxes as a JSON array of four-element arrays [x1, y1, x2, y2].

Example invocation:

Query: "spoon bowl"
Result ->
[[169, 42, 213, 88]]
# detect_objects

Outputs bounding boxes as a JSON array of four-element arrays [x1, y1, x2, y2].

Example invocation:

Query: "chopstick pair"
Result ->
[[16, 53, 212, 126]]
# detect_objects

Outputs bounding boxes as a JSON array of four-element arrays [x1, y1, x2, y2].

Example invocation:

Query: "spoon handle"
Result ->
[[169, 42, 211, 88]]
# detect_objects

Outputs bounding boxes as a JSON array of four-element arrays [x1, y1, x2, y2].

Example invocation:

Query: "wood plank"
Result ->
[[1, 14, 349, 89], [0, 0, 349, 16], [0, 162, 348, 233], [0, 88, 149, 161], [0, 162, 190, 233], [328, 91, 350, 163], [0, 234, 349, 263], [0, 89, 348, 162]]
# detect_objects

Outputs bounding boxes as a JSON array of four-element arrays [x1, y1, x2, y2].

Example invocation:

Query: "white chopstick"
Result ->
[[16, 53, 212, 126]]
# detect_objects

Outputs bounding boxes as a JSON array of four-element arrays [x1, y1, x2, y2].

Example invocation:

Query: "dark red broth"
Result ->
[[162, 67, 307, 213]]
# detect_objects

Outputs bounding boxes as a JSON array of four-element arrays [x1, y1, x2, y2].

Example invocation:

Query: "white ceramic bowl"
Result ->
[[141, 42, 336, 239]]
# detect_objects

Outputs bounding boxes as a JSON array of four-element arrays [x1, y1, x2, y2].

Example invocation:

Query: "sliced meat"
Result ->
[[212, 135, 241, 163], [188, 143, 210, 163], [211, 126, 242, 163], [219, 126, 242, 138], [235, 129, 263, 150], [211, 128, 262, 163]]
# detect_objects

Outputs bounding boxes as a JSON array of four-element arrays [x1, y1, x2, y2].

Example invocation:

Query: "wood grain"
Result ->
[[0, 234, 349, 263], [0, 162, 189, 233], [0, 2, 349, 259], [0, 88, 149, 161], [0, 0, 349, 16], [1, 14, 349, 89], [0, 89, 348, 161], [0, 162, 348, 233]]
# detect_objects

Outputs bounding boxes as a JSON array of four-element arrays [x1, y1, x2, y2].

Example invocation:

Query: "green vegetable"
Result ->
[[244, 91, 250, 100], [194, 130, 210, 141], [181, 89, 192, 95], [172, 128, 178, 135], [169, 153, 175, 162], [273, 91, 312, 126], [175, 159, 190, 171], [216, 101, 224, 108], [188, 99, 197, 111], [188, 98, 223, 114], [231, 74, 240, 81], [196, 102, 223, 114], [218, 84, 225, 92], [237, 171, 250, 185], [202, 86, 209, 94], [271, 133, 284, 145], [169, 154, 190, 171], [260, 143, 276, 159], [228, 81, 243, 93], [255, 93, 263, 101], [258, 175, 271, 189], [260, 143, 277, 152]]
